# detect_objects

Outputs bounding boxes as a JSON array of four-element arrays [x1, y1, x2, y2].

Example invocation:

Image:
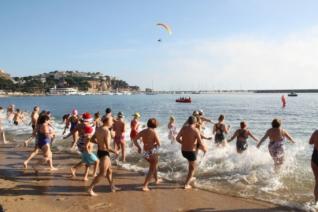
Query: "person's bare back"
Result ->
[[138, 128, 159, 151], [177, 125, 202, 152], [113, 119, 125, 138], [95, 126, 110, 151]]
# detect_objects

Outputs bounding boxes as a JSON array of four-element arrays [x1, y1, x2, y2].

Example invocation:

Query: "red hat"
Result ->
[[82, 112, 93, 122]]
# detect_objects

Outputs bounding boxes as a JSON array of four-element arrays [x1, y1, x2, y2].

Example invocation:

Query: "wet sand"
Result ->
[[0, 143, 295, 212]]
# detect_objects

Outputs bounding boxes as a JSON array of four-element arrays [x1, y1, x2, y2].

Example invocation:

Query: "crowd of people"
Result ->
[[1, 104, 318, 203]]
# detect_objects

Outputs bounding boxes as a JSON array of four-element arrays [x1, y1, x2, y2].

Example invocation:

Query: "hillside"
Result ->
[[0, 70, 139, 93]]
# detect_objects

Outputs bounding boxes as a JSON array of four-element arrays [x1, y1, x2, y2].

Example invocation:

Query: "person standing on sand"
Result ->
[[257, 119, 295, 171], [113, 112, 126, 162], [168, 116, 178, 144], [228, 121, 259, 153], [0, 106, 7, 144], [88, 116, 120, 196], [310, 130, 318, 204], [213, 114, 230, 147], [63, 109, 80, 149], [133, 118, 161, 191], [32, 114, 57, 172], [24, 106, 40, 147], [70, 113, 99, 181], [176, 116, 207, 189], [130, 112, 140, 146]]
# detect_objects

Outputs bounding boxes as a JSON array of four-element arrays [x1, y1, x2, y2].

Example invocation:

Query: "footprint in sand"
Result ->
[[88, 202, 112, 210]]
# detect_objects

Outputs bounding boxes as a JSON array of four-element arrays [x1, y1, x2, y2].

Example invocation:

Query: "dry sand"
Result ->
[[0, 143, 296, 212]]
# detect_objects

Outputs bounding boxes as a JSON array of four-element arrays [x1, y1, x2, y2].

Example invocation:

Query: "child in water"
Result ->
[[168, 116, 177, 143]]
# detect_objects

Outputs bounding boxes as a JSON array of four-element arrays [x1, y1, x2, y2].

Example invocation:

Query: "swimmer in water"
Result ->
[[228, 121, 259, 153], [133, 118, 161, 191], [257, 119, 295, 171], [168, 116, 177, 144], [213, 114, 230, 147]]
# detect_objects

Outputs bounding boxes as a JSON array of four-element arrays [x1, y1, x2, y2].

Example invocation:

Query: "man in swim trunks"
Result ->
[[24, 106, 40, 147], [88, 116, 119, 196], [176, 116, 207, 189], [228, 121, 259, 153], [257, 119, 295, 171], [133, 118, 161, 191], [113, 112, 126, 162], [130, 112, 140, 146]]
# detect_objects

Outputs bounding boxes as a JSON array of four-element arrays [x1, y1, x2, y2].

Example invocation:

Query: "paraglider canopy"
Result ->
[[157, 23, 172, 35]]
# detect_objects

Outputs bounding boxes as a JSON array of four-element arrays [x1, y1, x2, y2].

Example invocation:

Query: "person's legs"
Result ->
[[71, 161, 84, 177], [24, 148, 39, 169], [92, 160, 99, 177], [142, 157, 156, 191], [88, 157, 107, 196], [120, 141, 126, 162], [1, 129, 7, 144], [83, 165, 90, 181], [184, 161, 196, 189]]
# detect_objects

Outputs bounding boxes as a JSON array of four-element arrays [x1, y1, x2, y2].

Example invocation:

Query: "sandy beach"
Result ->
[[0, 143, 295, 212]]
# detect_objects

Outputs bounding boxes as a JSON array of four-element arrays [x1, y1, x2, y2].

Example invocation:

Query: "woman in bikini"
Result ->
[[228, 121, 259, 153], [133, 118, 161, 191], [257, 119, 295, 171]]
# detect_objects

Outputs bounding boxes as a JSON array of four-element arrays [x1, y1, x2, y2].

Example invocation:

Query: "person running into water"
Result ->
[[176, 116, 207, 189], [130, 112, 140, 146], [257, 119, 295, 171], [0, 107, 7, 144], [228, 121, 259, 153], [133, 118, 161, 191], [102, 107, 113, 121], [24, 106, 40, 147], [71, 112, 99, 181], [168, 116, 177, 144], [93, 112, 102, 128], [32, 114, 57, 172], [7, 104, 15, 122], [88, 116, 120, 196], [13, 108, 25, 126], [213, 114, 230, 147], [63, 109, 80, 149], [310, 130, 318, 204], [113, 112, 126, 162]]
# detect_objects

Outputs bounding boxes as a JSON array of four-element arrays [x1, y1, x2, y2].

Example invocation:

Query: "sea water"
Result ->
[[1, 93, 317, 210]]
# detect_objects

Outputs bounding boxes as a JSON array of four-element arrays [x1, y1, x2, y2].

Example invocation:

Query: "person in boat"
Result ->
[[32, 113, 57, 172], [176, 116, 207, 189], [310, 130, 318, 204], [0, 106, 7, 144], [168, 116, 178, 144], [130, 112, 141, 147], [88, 116, 119, 196], [70, 112, 99, 181], [228, 121, 259, 153], [113, 112, 126, 162], [213, 115, 230, 147], [63, 109, 80, 149], [133, 118, 162, 191], [257, 119, 295, 171], [24, 106, 40, 147]]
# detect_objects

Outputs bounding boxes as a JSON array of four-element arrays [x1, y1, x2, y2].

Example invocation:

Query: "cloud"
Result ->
[[145, 26, 318, 90]]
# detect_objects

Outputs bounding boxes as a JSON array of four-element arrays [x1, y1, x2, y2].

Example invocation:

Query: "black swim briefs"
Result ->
[[182, 151, 197, 162]]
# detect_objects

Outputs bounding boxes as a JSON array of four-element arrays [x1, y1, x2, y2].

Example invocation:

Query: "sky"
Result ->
[[1, 0, 318, 90]]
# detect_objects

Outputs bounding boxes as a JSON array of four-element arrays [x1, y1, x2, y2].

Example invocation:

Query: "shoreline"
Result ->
[[0, 143, 295, 212]]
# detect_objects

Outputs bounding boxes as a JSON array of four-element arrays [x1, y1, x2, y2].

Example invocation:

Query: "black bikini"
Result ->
[[236, 129, 248, 152], [97, 150, 110, 159], [182, 151, 197, 161], [312, 148, 318, 166], [215, 124, 225, 144]]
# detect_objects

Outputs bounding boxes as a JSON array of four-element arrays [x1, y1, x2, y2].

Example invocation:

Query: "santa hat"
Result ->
[[82, 112, 93, 122]]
